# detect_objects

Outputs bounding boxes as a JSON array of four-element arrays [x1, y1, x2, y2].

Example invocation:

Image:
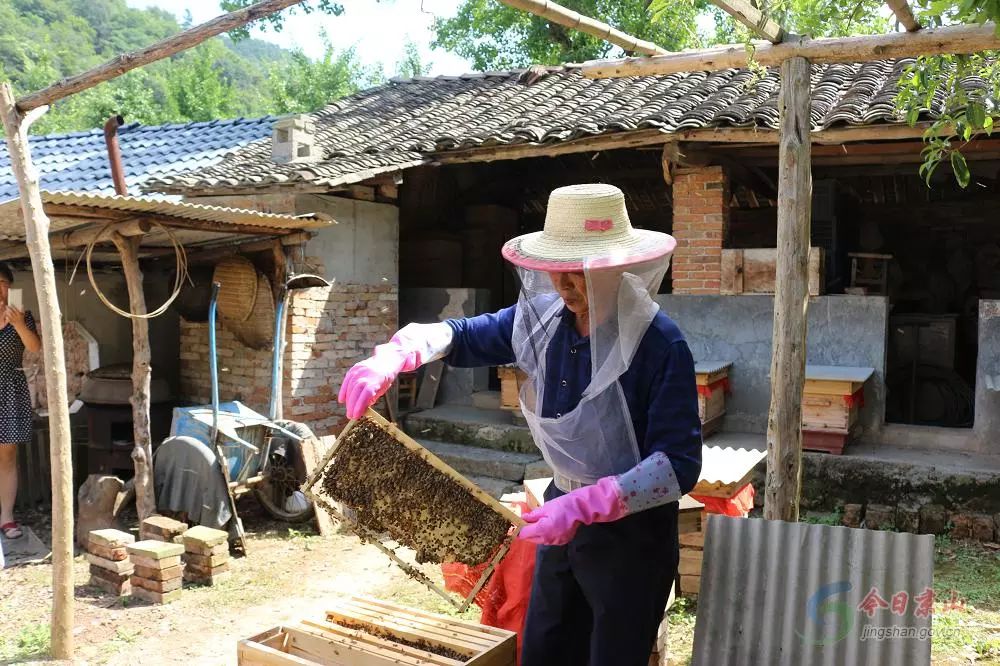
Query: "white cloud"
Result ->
[[125, 0, 474, 76]]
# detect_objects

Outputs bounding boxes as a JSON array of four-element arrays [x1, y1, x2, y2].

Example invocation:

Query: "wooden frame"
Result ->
[[237, 596, 517, 666], [301, 409, 524, 612]]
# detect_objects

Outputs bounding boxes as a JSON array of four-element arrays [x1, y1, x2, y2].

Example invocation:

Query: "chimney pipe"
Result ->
[[103, 115, 128, 196]]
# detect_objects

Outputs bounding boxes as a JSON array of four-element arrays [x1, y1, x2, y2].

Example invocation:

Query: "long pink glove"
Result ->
[[517, 477, 627, 546], [338, 324, 452, 419]]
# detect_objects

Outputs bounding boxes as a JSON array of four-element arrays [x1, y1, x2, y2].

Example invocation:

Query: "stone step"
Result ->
[[404, 405, 536, 454], [466, 475, 520, 500], [418, 439, 541, 482], [471, 390, 502, 410]]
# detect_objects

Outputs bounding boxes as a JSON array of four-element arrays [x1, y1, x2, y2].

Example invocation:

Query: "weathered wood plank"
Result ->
[[764, 56, 811, 522]]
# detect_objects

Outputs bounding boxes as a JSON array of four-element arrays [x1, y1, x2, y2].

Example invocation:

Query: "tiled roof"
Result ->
[[145, 59, 967, 193], [0, 117, 275, 201]]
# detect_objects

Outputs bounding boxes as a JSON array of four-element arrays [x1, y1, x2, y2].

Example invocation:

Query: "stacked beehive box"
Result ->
[[87, 529, 135, 596], [802, 365, 874, 454], [694, 361, 732, 438], [127, 540, 184, 604], [677, 497, 705, 597], [182, 526, 231, 586], [139, 515, 188, 544]]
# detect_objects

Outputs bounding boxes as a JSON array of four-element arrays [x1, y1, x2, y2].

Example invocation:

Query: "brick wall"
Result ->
[[178, 282, 397, 436], [671, 166, 730, 295]]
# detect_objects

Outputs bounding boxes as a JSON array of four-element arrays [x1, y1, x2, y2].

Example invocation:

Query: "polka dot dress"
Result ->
[[0, 311, 36, 444]]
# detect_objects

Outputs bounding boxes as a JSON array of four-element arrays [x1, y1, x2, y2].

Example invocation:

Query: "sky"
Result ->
[[125, 0, 476, 76]]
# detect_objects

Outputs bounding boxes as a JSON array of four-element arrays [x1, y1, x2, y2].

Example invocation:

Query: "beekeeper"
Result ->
[[338, 183, 702, 666]]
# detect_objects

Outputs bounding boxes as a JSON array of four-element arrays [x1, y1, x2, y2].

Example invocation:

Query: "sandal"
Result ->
[[1, 521, 23, 539]]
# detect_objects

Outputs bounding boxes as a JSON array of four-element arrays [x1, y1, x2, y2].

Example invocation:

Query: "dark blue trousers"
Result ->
[[521, 483, 679, 666]]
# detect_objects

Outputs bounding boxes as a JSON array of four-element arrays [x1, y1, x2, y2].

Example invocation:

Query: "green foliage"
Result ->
[[220, 0, 344, 41], [0, 622, 50, 662], [433, 0, 705, 71], [3, 0, 380, 134]]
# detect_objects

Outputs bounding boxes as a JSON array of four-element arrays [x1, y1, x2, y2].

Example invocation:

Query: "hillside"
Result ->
[[0, 0, 393, 134]]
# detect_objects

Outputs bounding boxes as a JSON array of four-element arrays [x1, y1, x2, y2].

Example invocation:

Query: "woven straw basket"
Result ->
[[212, 256, 258, 322], [228, 272, 275, 351]]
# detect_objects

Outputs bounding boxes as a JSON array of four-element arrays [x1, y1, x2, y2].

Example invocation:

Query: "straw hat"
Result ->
[[501, 184, 676, 271]]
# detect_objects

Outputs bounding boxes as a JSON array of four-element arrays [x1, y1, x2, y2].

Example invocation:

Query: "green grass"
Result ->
[[0, 622, 50, 662], [931, 536, 1000, 661], [800, 510, 843, 527]]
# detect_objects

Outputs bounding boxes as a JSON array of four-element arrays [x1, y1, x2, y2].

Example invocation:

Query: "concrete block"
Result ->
[[841, 503, 864, 529], [86, 553, 134, 574], [131, 575, 183, 594], [90, 564, 131, 583], [140, 515, 188, 541], [919, 504, 948, 535], [131, 586, 182, 604], [950, 513, 974, 540], [418, 439, 540, 482], [183, 553, 230, 570], [183, 570, 231, 586], [865, 504, 895, 531], [182, 525, 229, 549], [87, 543, 128, 561], [131, 554, 182, 571], [127, 540, 184, 560], [524, 460, 554, 480], [134, 564, 183, 581]]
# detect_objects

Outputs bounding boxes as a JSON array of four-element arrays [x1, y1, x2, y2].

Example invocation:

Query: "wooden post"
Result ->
[[764, 55, 811, 522], [110, 233, 155, 521], [0, 82, 74, 660]]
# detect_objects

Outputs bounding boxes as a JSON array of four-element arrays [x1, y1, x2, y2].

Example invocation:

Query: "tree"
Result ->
[[396, 39, 428, 79], [220, 0, 344, 40], [433, 0, 705, 71], [266, 35, 373, 114]]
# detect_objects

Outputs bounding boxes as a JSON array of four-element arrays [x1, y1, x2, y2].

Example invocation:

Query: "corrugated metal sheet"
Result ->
[[695, 445, 767, 496], [0, 190, 331, 242], [692, 516, 934, 666], [695, 360, 733, 374]]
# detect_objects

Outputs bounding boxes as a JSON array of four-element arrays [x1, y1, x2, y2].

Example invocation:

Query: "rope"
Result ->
[[84, 220, 188, 319]]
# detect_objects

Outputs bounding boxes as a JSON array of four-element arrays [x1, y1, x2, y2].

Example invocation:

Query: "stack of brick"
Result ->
[[182, 526, 231, 586], [127, 540, 185, 604], [140, 515, 188, 544], [86, 529, 135, 596]]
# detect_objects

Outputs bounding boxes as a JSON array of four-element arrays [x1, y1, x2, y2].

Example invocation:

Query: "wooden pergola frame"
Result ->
[[0, 0, 308, 657], [508, 0, 994, 524]]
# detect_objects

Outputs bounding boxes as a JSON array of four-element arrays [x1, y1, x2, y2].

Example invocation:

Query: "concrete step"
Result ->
[[404, 405, 537, 454], [467, 475, 520, 499], [471, 390, 501, 410], [418, 438, 541, 482]]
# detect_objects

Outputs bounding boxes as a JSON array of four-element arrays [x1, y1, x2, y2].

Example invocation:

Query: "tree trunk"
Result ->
[[764, 56, 811, 522], [110, 233, 155, 521], [0, 83, 75, 660]]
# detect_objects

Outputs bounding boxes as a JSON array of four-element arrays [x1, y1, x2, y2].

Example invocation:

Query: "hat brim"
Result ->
[[502, 229, 677, 272]]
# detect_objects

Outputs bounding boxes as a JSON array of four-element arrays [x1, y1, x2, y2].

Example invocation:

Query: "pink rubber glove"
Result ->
[[517, 477, 627, 546], [337, 333, 424, 419]]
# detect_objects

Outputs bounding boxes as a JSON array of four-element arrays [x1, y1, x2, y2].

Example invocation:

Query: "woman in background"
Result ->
[[0, 262, 40, 539]]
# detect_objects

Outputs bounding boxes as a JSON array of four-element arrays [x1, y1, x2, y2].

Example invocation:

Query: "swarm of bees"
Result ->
[[319, 417, 513, 566], [331, 618, 466, 661]]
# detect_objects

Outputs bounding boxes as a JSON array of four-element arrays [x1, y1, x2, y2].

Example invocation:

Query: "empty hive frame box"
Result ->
[[238, 595, 517, 666], [302, 409, 524, 612]]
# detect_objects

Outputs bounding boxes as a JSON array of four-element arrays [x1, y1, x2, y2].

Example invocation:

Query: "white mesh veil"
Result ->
[[511, 255, 670, 489]]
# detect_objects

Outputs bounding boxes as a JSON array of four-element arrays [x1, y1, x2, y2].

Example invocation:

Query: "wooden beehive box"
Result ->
[[496, 366, 526, 412], [302, 409, 524, 611], [802, 365, 874, 455], [238, 596, 517, 666], [694, 361, 732, 438], [721, 247, 825, 296]]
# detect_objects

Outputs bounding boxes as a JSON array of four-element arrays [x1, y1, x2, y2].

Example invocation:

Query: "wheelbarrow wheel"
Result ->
[[254, 419, 315, 523]]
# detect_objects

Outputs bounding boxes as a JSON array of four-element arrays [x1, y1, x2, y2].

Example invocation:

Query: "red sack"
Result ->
[[441, 501, 537, 664]]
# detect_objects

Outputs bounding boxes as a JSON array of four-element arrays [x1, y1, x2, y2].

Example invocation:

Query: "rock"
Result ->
[[865, 504, 895, 531], [896, 505, 920, 534], [950, 513, 974, 540], [972, 514, 995, 542], [842, 503, 864, 528], [919, 504, 947, 534], [76, 476, 125, 547]]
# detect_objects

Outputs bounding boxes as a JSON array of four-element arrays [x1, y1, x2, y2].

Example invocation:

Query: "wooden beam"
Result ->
[[709, 0, 784, 42], [764, 56, 810, 523], [0, 220, 150, 260], [886, 0, 920, 31], [581, 22, 1000, 77], [110, 233, 156, 522], [15, 0, 307, 111], [496, 0, 668, 56], [0, 83, 74, 660]]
